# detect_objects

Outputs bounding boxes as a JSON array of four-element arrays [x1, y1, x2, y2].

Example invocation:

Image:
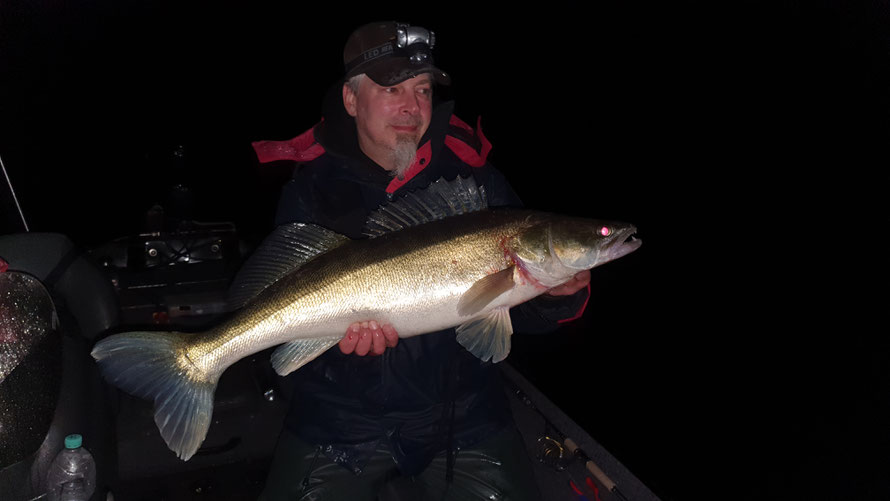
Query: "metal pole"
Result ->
[[0, 152, 30, 232]]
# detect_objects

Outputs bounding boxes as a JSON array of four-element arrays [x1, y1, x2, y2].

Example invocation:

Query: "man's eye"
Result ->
[[418, 87, 432, 96]]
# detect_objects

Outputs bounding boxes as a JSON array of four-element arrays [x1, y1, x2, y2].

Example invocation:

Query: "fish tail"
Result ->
[[91, 331, 217, 461]]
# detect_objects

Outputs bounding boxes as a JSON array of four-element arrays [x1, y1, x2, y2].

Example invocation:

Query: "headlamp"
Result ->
[[397, 24, 435, 65], [396, 24, 435, 49], [343, 21, 451, 86]]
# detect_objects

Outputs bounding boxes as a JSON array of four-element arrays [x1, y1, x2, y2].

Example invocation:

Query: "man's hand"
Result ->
[[545, 270, 591, 297], [339, 321, 399, 356]]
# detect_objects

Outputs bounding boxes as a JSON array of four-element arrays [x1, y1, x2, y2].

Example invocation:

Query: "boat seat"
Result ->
[[0, 232, 119, 500]]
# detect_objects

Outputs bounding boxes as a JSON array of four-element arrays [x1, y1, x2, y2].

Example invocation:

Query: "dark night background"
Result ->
[[1, 1, 887, 500]]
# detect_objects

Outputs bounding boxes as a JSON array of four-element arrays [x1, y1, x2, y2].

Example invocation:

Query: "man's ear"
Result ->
[[343, 83, 357, 117]]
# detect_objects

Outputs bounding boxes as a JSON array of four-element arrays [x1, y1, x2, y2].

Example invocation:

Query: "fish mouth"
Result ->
[[605, 226, 642, 261]]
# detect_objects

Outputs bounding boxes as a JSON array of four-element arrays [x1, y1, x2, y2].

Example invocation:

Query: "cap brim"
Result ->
[[364, 58, 451, 86]]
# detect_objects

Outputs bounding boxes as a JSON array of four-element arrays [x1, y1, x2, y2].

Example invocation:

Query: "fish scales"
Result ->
[[187, 210, 535, 376]]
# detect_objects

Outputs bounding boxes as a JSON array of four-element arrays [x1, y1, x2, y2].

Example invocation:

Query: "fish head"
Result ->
[[509, 216, 641, 287]]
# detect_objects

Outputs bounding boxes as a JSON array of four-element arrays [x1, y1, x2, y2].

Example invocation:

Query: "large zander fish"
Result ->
[[92, 177, 641, 460]]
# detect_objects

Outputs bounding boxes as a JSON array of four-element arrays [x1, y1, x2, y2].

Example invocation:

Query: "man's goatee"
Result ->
[[391, 136, 418, 180]]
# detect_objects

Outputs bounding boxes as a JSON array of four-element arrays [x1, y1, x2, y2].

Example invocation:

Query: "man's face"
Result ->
[[343, 74, 433, 171]]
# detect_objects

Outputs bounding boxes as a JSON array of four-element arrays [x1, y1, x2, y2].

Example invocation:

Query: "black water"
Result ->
[[1, 3, 887, 500]]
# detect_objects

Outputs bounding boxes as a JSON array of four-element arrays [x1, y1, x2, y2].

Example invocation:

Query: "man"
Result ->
[[253, 21, 590, 500]]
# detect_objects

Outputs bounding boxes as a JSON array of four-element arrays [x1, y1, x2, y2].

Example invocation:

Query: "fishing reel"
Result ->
[[535, 435, 571, 471]]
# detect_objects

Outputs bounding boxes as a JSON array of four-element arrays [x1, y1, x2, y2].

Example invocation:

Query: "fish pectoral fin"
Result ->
[[457, 266, 515, 317], [271, 336, 343, 376], [455, 306, 513, 363]]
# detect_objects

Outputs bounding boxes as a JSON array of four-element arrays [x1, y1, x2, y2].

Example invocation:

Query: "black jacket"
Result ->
[[258, 87, 588, 475]]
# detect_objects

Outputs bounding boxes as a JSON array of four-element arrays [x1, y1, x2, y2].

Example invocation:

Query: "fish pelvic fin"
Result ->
[[271, 336, 342, 376], [457, 266, 515, 317], [91, 331, 217, 461], [455, 306, 513, 363]]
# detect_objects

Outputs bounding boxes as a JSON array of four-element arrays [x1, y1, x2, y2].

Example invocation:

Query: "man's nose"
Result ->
[[399, 92, 421, 114]]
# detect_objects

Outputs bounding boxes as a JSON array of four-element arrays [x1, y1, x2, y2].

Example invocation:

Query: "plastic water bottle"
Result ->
[[45, 434, 96, 501]]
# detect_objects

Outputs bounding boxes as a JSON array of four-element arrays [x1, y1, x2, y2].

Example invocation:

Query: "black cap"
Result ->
[[343, 21, 451, 86]]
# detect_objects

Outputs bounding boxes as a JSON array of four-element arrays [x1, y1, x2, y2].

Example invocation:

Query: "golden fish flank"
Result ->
[[92, 179, 641, 461]]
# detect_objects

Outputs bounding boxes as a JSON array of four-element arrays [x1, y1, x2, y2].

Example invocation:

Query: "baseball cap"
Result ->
[[343, 21, 451, 86]]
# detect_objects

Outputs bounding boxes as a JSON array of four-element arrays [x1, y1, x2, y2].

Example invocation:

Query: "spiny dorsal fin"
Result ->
[[363, 176, 488, 238], [227, 223, 349, 310]]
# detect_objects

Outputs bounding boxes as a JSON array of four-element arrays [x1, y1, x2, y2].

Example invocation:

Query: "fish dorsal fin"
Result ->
[[363, 176, 488, 238], [455, 306, 513, 363], [227, 223, 349, 310]]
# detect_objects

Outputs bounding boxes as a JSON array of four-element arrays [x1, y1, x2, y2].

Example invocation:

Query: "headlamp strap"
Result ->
[[345, 41, 397, 74]]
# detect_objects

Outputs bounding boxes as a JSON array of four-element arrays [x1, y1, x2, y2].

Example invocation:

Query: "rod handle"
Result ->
[[564, 438, 617, 491]]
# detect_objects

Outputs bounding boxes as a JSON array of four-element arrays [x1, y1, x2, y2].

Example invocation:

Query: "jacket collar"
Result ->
[[252, 80, 459, 194]]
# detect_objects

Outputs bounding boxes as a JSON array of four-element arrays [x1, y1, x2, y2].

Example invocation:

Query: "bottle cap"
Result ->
[[64, 434, 82, 449]]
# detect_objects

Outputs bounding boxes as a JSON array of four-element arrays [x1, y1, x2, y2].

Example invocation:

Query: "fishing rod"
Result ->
[[564, 437, 629, 501], [506, 373, 631, 501], [0, 152, 30, 232]]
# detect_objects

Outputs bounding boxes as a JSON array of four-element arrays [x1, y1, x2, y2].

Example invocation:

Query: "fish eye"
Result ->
[[599, 226, 611, 237]]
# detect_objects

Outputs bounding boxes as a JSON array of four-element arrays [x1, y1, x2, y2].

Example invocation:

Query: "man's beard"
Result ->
[[389, 135, 418, 180]]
